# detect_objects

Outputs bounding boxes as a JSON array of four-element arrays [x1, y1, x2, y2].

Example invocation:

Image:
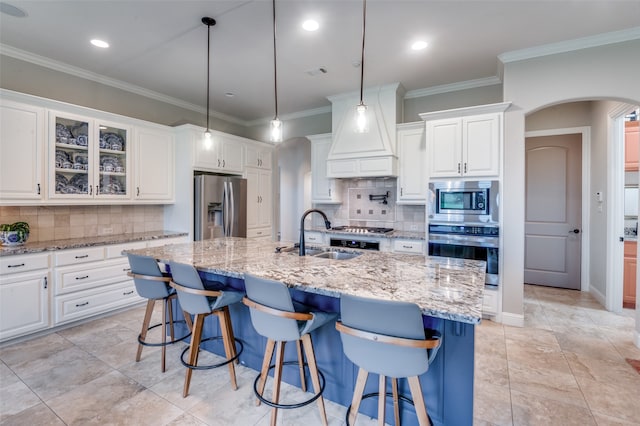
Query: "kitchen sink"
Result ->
[[278, 246, 324, 256], [312, 251, 362, 260]]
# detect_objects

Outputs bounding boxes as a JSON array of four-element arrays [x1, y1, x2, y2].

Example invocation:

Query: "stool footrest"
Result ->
[[346, 391, 432, 426], [254, 361, 326, 410], [180, 336, 244, 370], [137, 320, 191, 347]]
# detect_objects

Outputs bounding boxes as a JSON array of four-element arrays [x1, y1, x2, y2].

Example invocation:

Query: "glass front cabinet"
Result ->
[[49, 111, 130, 201]]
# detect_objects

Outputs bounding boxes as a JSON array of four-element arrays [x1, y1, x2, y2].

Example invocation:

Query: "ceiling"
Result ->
[[1, 1, 639, 124]]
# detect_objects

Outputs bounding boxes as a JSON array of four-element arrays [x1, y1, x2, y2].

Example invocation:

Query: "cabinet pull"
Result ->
[[400, 188, 403, 196], [258, 159, 261, 166], [328, 188, 331, 197], [123, 267, 131, 272], [90, 185, 93, 195], [75, 254, 89, 259], [218, 159, 221, 167], [7, 263, 25, 268], [403, 245, 413, 249], [464, 163, 468, 173], [457, 163, 461, 174], [256, 231, 263, 235], [75, 301, 89, 307], [122, 290, 134, 296], [37, 183, 41, 195], [76, 275, 90, 280], [43, 276, 48, 289], [222, 160, 225, 168]]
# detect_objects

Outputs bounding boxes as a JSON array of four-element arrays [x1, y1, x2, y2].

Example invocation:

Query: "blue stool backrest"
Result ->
[[127, 253, 171, 300], [244, 273, 301, 342], [168, 262, 211, 315], [339, 294, 430, 378]]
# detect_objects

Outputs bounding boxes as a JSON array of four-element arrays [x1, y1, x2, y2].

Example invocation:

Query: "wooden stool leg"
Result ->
[[270, 341, 286, 426], [296, 339, 307, 392], [182, 309, 193, 331], [408, 376, 430, 426], [378, 375, 386, 426], [256, 338, 276, 406], [349, 368, 369, 426], [223, 306, 240, 364], [183, 314, 204, 398], [137, 299, 155, 362], [392, 378, 400, 426], [301, 334, 328, 426], [218, 308, 238, 390]]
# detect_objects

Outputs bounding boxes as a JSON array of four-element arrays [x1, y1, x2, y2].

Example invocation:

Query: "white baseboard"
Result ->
[[500, 312, 524, 327], [635, 330, 640, 349], [589, 286, 606, 307]]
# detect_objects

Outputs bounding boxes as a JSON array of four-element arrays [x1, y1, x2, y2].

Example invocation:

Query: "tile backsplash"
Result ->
[[0, 205, 164, 243], [313, 178, 425, 232]]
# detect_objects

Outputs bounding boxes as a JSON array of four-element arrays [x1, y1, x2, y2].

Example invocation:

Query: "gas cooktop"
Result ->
[[329, 226, 394, 234]]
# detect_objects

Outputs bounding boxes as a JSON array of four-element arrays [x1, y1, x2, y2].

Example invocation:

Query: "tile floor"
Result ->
[[1, 285, 639, 425]]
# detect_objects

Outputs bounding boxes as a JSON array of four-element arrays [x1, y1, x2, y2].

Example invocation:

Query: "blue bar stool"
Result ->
[[168, 261, 244, 398], [127, 253, 191, 373], [336, 294, 442, 426], [242, 273, 337, 426]]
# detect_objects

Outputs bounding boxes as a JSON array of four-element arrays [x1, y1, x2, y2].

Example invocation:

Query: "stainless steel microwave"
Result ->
[[428, 180, 499, 224]]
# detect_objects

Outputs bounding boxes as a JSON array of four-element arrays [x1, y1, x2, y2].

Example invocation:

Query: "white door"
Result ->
[[525, 134, 582, 289]]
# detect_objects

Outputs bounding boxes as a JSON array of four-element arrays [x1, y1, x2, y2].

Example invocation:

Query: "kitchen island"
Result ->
[[127, 238, 485, 426]]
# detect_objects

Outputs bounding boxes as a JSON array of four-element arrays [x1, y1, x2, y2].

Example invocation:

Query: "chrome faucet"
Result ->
[[299, 209, 331, 256]]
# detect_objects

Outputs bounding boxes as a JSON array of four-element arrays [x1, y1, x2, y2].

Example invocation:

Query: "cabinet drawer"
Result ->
[[0, 253, 50, 275], [54, 282, 142, 325], [105, 241, 147, 259], [304, 232, 325, 244], [146, 236, 188, 248], [55, 259, 130, 295], [483, 288, 498, 315], [55, 247, 104, 266], [247, 228, 271, 239], [392, 240, 424, 254]]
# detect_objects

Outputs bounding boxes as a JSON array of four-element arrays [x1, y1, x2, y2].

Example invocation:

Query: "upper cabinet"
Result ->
[[0, 100, 45, 202], [134, 126, 174, 202], [421, 102, 510, 179], [49, 111, 133, 201], [192, 129, 244, 174], [309, 133, 342, 204], [245, 143, 273, 170], [625, 120, 639, 171], [397, 122, 426, 204]]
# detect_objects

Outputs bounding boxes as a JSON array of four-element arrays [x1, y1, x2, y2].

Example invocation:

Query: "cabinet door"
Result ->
[[246, 145, 273, 170], [95, 120, 131, 200], [310, 135, 342, 203], [0, 101, 44, 201], [625, 121, 639, 171], [0, 271, 50, 342], [245, 167, 260, 229], [397, 125, 426, 203], [49, 111, 95, 199], [193, 132, 221, 170], [462, 113, 500, 177], [427, 118, 462, 178], [623, 256, 637, 308], [220, 137, 244, 173], [258, 169, 272, 228], [135, 127, 174, 201]]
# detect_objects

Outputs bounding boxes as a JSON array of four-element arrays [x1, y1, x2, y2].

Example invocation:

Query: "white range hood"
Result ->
[[326, 83, 405, 178]]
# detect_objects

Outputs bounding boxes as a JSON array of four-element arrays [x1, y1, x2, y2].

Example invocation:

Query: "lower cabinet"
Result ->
[[623, 241, 637, 309], [0, 252, 50, 341], [482, 288, 499, 316], [391, 239, 424, 255]]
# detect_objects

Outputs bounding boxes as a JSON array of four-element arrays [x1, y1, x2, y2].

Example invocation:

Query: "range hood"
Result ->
[[326, 83, 405, 178]]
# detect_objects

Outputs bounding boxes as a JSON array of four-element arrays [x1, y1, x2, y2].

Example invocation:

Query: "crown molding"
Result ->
[[404, 77, 502, 99], [499, 26, 640, 64], [0, 43, 247, 126]]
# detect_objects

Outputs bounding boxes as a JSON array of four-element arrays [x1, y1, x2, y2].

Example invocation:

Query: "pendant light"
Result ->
[[202, 17, 216, 142], [355, 0, 368, 133], [270, 0, 283, 142]]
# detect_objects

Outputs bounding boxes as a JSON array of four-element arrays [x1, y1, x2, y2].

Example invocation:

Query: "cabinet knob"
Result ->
[[137, 187, 140, 196]]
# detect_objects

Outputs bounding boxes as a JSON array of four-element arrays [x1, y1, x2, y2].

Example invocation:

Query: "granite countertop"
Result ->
[[126, 238, 485, 324], [0, 230, 188, 256], [307, 227, 425, 240]]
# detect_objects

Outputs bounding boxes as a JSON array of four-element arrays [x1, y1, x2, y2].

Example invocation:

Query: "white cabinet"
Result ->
[[309, 133, 342, 204], [48, 111, 132, 201], [246, 143, 273, 170], [304, 231, 325, 245], [397, 123, 427, 204], [391, 239, 425, 255], [192, 129, 244, 174], [246, 167, 272, 238], [0, 100, 45, 202], [421, 103, 510, 179], [0, 253, 50, 342], [135, 126, 175, 202], [483, 287, 499, 316]]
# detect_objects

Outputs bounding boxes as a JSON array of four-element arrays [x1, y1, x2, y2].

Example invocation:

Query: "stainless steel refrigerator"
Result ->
[[194, 174, 247, 240]]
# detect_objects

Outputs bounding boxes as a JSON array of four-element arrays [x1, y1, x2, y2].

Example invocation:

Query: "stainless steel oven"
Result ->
[[428, 224, 499, 287], [428, 180, 499, 224]]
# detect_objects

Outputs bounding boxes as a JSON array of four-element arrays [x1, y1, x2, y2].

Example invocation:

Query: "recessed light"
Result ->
[[0, 2, 27, 17], [302, 19, 319, 31], [90, 39, 109, 48], [411, 40, 428, 51]]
